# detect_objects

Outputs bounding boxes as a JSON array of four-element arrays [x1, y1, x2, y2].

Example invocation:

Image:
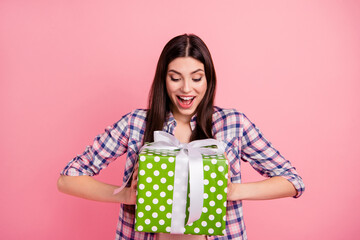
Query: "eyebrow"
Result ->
[[168, 69, 204, 75]]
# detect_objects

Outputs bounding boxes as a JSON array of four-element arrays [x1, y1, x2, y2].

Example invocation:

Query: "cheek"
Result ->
[[165, 79, 176, 97], [198, 81, 207, 95]]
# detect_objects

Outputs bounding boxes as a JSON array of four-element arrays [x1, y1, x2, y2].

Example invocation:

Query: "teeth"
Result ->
[[179, 96, 194, 100]]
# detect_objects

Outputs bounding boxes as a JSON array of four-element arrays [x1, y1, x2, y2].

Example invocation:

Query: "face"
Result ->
[[166, 57, 207, 121]]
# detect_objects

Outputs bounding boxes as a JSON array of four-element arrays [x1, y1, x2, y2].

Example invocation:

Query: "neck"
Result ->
[[173, 112, 192, 125]]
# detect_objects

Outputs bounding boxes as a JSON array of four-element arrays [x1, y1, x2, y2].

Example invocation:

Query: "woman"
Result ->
[[57, 34, 305, 240]]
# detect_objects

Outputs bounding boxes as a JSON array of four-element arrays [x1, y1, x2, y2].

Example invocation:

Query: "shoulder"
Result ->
[[114, 109, 148, 128], [212, 106, 245, 138], [213, 106, 243, 123], [128, 108, 148, 120]]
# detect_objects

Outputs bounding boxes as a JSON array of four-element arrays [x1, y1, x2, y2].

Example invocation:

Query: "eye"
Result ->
[[192, 77, 202, 82], [170, 76, 180, 81]]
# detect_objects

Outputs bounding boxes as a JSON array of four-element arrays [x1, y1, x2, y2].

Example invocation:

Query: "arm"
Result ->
[[227, 113, 304, 201], [227, 176, 297, 201], [57, 113, 138, 204], [57, 163, 138, 204]]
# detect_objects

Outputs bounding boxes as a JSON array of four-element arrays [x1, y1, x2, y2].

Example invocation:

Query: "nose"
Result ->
[[180, 78, 191, 93]]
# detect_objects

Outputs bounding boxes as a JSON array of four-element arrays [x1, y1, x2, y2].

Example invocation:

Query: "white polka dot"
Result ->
[[145, 219, 151, 224], [153, 184, 159, 190], [216, 222, 221, 227], [140, 170, 145, 176], [160, 192, 166, 197], [138, 198, 144, 204], [166, 199, 172, 205], [153, 198, 159, 204], [204, 179, 209, 185], [226, 160, 229, 165], [161, 178, 166, 183], [211, 172, 217, 178], [166, 227, 171, 232], [160, 205, 165, 211], [204, 165, 210, 171], [225, 173, 228, 179], [222, 229, 226, 235], [211, 159, 217, 164], [169, 157, 175, 162], [168, 171, 174, 177], [145, 205, 151, 211], [161, 163, 167, 169], [138, 225, 143, 231], [203, 193, 208, 199], [209, 214, 215, 220], [146, 177, 152, 183], [152, 226, 157, 231], [147, 163, 153, 169], [224, 201, 227, 207], [166, 213, 172, 218], [216, 208, 222, 214], [210, 187, 216, 192], [201, 221, 207, 227], [159, 219, 165, 225], [138, 212, 144, 217], [218, 180, 223, 186], [194, 227, 200, 233], [188, 222, 193, 226], [208, 228, 214, 234], [210, 201, 215, 206], [217, 194, 223, 200], [218, 166, 224, 172], [140, 156, 146, 161], [202, 207, 208, 213], [167, 185, 173, 191], [152, 212, 158, 218], [139, 184, 145, 190], [154, 156, 160, 162], [224, 187, 228, 193], [146, 191, 152, 197], [154, 170, 160, 176]]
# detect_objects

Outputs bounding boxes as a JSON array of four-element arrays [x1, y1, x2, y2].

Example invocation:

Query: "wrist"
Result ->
[[227, 183, 241, 201]]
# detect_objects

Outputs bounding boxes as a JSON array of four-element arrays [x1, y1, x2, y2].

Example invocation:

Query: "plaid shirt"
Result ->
[[61, 106, 305, 240]]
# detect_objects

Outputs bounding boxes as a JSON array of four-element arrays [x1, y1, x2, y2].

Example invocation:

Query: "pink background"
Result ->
[[1, 1, 359, 239]]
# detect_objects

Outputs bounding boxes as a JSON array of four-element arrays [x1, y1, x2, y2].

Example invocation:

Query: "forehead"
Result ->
[[167, 57, 204, 73]]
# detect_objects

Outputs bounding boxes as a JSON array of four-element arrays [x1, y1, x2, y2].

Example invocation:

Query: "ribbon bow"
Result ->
[[141, 131, 225, 233]]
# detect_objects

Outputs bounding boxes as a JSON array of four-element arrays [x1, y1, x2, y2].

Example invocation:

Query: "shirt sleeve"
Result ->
[[240, 113, 305, 198], [60, 112, 131, 176]]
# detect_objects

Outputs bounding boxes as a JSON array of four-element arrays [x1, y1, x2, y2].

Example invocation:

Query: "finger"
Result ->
[[226, 156, 231, 185], [133, 167, 139, 181], [132, 179, 138, 190]]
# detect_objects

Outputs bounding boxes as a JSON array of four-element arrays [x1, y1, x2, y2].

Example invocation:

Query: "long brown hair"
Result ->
[[144, 34, 217, 143]]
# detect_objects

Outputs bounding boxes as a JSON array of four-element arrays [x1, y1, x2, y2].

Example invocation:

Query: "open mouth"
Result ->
[[176, 96, 195, 109]]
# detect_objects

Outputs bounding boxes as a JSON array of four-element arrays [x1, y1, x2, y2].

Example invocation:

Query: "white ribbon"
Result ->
[[141, 131, 225, 234]]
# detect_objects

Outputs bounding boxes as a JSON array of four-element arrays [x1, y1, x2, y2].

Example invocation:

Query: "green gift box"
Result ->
[[135, 134, 228, 236]]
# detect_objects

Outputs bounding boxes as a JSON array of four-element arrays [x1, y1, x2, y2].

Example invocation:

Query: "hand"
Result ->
[[124, 162, 139, 205], [226, 158, 235, 201]]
